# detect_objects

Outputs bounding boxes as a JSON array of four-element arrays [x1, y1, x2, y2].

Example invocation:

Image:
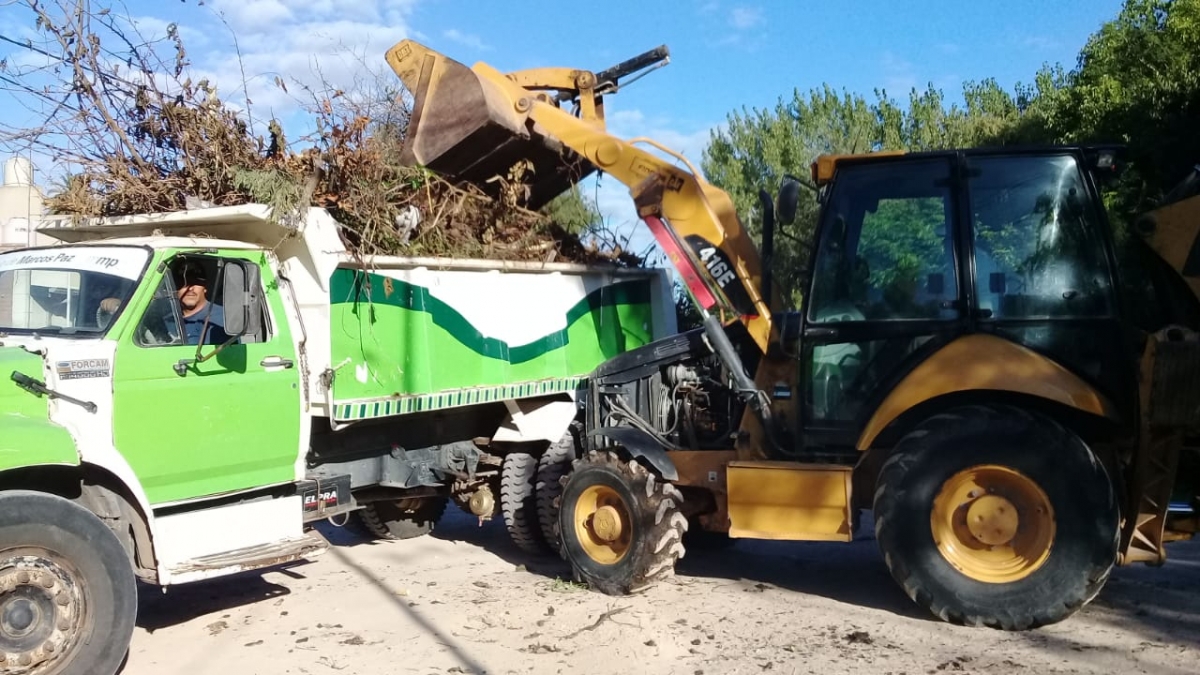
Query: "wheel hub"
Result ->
[[573, 485, 633, 565], [0, 553, 87, 674], [591, 506, 624, 542], [3, 598, 39, 635], [965, 494, 1019, 546], [930, 465, 1056, 584]]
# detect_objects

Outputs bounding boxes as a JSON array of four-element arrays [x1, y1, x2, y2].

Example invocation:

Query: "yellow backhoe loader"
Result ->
[[384, 39, 1200, 630]]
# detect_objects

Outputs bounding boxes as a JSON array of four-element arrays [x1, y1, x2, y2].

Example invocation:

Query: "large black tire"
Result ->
[[501, 452, 550, 554], [557, 451, 688, 595], [873, 404, 1119, 630], [0, 490, 137, 675], [356, 497, 447, 540], [535, 423, 581, 549]]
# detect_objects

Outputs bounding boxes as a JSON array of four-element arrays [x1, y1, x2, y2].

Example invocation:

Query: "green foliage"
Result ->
[[700, 0, 1200, 305], [700, 82, 1049, 306], [540, 187, 602, 235]]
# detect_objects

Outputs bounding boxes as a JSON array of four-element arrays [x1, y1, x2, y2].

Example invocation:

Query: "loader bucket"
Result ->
[[385, 40, 595, 211]]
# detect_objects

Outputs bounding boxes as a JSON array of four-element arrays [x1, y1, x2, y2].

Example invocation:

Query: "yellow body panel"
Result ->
[[1141, 194, 1200, 303], [856, 334, 1116, 450], [725, 461, 852, 541]]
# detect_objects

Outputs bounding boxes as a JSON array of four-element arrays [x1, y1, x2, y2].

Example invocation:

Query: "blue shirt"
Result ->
[[183, 302, 230, 345]]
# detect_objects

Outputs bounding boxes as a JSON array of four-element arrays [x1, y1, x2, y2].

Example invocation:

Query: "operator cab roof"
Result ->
[[811, 143, 1125, 187]]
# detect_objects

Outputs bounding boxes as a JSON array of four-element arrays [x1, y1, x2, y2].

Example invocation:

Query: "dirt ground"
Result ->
[[120, 508, 1200, 675]]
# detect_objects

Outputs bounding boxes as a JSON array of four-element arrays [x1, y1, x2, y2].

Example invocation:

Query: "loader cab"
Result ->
[[791, 147, 1134, 453]]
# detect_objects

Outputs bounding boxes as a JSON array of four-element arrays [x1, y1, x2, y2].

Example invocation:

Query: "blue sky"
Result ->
[[0, 0, 1125, 253]]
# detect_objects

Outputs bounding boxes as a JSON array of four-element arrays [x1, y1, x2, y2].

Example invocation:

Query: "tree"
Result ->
[[700, 82, 1043, 306]]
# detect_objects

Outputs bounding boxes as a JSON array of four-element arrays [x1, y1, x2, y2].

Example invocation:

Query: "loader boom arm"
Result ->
[[385, 40, 777, 353]]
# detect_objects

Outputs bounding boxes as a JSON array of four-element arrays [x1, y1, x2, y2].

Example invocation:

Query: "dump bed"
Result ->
[[323, 255, 674, 422], [35, 203, 677, 422]]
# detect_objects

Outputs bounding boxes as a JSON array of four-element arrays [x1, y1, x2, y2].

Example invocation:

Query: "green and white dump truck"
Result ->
[[0, 204, 675, 675]]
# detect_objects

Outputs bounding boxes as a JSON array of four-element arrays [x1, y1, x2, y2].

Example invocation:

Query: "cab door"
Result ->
[[797, 156, 968, 452], [111, 251, 302, 505]]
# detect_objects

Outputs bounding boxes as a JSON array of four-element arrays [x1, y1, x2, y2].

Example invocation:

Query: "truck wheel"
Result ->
[[357, 497, 447, 540], [557, 451, 688, 595], [501, 452, 549, 554], [873, 405, 1118, 630], [536, 423, 581, 549], [0, 490, 137, 675]]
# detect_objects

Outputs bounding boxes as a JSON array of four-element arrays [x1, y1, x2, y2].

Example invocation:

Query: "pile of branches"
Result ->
[[0, 0, 641, 266]]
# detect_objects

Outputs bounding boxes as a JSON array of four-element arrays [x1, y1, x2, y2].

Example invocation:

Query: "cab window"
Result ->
[[807, 159, 958, 324], [968, 154, 1115, 319]]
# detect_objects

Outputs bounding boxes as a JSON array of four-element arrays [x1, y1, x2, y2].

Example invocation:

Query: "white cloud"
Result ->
[[1022, 35, 1059, 51], [729, 6, 763, 30], [880, 50, 917, 94], [441, 29, 489, 51], [187, 0, 418, 117]]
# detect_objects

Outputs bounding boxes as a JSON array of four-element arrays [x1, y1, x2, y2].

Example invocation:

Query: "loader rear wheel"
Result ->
[[0, 490, 137, 675], [873, 405, 1118, 630], [357, 497, 447, 540], [536, 423, 581, 549], [501, 452, 550, 554], [557, 451, 688, 595]]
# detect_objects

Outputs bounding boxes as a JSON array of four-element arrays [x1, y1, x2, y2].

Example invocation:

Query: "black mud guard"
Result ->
[[589, 427, 678, 481]]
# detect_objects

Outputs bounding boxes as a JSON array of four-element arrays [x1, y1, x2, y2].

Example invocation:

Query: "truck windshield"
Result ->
[[0, 246, 149, 335]]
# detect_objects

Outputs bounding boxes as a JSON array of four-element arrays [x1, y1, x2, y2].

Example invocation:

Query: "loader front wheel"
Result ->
[[557, 451, 687, 595], [874, 405, 1118, 630], [357, 497, 447, 540]]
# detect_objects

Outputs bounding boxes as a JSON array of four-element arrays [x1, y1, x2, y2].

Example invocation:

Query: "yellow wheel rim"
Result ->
[[930, 464, 1055, 583], [574, 485, 632, 565]]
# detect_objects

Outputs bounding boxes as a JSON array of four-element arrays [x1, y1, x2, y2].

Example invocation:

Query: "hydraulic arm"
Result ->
[[384, 40, 779, 354]]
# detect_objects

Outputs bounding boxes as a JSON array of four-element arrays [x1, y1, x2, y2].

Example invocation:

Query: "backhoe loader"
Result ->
[[384, 39, 1200, 630]]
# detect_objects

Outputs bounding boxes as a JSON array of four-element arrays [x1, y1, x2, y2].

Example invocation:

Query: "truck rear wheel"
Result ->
[[536, 423, 581, 549], [557, 451, 687, 595], [357, 497, 447, 540], [0, 490, 137, 675], [873, 405, 1118, 630], [501, 451, 550, 554]]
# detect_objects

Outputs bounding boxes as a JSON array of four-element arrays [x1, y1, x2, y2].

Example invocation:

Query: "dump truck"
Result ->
[[385, 39, 1200, 631], [0, 203, 675, 674]]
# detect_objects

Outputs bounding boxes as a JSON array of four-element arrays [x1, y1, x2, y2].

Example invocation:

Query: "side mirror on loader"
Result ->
[[777, 176, 802, 226]]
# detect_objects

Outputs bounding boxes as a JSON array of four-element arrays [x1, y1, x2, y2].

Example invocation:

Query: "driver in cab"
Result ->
[[172, 260, 230, 346]]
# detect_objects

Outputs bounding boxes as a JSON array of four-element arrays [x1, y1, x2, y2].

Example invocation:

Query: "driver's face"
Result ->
[[176, 280, 206, 310]]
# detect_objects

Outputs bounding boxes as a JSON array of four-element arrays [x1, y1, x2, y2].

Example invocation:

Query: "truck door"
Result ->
[[798, 156, 967, 451], [112, 252, 302, 505]]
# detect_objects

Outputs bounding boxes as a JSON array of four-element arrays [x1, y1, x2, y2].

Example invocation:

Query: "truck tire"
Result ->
[[357, 497, 447, 540], [0, 490, 137, 675], [536, 423, 581, 549], [873, 404, 1119, 630], [501, 452, 549, 554], [557, 451, 688, 595]]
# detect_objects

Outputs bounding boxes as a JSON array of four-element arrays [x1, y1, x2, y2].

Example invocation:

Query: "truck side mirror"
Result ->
[[777, 177, 801, 226], [220, 260, 262, 338]]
